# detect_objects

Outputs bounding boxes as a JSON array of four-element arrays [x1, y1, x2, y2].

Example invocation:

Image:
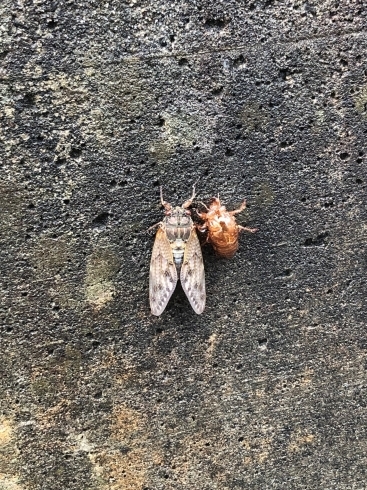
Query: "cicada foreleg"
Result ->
[[182, 183, 197, 209], [159, 186, 173, 214], [198, 201, 209, 211]]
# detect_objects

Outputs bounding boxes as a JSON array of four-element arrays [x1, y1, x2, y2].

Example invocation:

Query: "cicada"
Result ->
[[197, 197, 257, 258], [149, 186, 206, 316]]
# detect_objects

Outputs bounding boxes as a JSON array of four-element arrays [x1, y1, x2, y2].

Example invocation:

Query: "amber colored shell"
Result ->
[[198, 197, 257, 258]]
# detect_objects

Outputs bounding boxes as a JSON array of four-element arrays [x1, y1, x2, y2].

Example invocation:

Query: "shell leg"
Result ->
[[229, 199, 247, 216], [238, 225, 258, 233]]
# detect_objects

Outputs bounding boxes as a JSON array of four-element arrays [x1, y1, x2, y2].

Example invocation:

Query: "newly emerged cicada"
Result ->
[[197, 197, 257, 259], [149, 186, 206, 316]]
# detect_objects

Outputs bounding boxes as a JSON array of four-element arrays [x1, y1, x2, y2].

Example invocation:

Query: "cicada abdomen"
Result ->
[[197, 197, 257, 259], [149, 187, 206, 316]]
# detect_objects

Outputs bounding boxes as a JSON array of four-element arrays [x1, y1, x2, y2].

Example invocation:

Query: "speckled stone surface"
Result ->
[[1, 1, 367, 489]]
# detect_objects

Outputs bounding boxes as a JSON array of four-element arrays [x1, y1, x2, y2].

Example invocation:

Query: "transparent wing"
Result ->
[[180, 228, 206, 314], [149, 227, 178, 316]]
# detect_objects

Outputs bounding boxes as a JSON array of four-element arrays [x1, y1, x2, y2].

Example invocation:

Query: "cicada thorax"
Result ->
[[163, 207, 193, 269]]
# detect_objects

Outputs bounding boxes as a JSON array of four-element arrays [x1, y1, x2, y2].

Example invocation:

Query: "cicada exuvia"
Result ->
[[149, 186, 206, 316], [197, 197, 257, 259]]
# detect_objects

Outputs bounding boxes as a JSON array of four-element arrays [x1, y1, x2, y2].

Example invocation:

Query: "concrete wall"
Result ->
[[1, 1, 367, 488]]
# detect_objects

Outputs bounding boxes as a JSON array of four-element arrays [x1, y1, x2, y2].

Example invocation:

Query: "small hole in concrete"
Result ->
[[212, 86, 223, 95], [47, 19, 57, 29], [339, 152, 349, 160], [92, 212, 109, 227], [70, 148, 82, 158], [23, 93, 35, 106], [279, 68, 288, 80], [204, 18, 227, 28], [303, 232, 328, 247], [258, 338, 268, 348], [233, 54, 245, 68], [178, 58, 188, 66]]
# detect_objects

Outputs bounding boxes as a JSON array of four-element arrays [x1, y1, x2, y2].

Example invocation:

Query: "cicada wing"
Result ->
[[180, 228, 206, 314], [149, 227, 178, 316]]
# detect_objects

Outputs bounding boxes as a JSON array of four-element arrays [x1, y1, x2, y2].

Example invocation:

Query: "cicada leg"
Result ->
[[147, 222, 162, 232], [198, 201, 209, 211], [160, 186, 172, 213], [182, 183, 197, 209]]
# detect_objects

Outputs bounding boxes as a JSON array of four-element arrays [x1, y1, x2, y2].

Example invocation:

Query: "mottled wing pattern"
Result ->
[[149, 227, 178, 316], [180, 228, 206, 314]]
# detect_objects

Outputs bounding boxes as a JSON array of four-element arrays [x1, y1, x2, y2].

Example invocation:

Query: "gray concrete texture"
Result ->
[[1, 0, 367, 488]]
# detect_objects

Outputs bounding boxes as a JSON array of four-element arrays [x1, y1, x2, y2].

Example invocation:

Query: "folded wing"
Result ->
[[180, 228, 206, 314], [149, 227, 178, 316]]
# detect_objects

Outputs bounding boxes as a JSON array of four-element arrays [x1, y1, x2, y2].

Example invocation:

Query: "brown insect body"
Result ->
[[198, 197, 257, 258], [149, 187, 206, 316]]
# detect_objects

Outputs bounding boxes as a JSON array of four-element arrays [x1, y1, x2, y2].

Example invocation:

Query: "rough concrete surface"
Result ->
[[1, 0, 367, 488]]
